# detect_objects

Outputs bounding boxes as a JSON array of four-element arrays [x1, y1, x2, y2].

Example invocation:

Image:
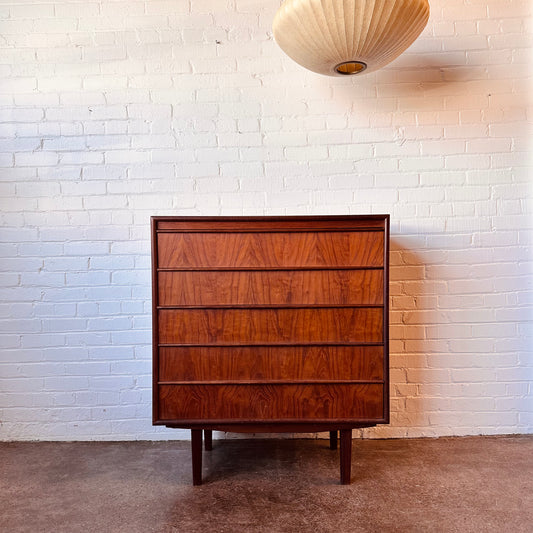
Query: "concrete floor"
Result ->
[[1, 436, 532, 533]]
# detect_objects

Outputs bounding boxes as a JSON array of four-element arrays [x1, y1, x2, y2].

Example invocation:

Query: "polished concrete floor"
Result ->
[[1, 435, 532, 533]]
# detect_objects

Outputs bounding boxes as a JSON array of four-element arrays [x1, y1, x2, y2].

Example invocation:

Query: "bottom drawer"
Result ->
[[157, 383, 384, 422]]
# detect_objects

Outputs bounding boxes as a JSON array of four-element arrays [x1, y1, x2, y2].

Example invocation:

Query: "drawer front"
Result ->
[[157, 231, 384, 269], [158, 345, 384, 382], [158, 307, 383, 345], [158, 269, 383, 307], [152, 216, 389, 427], [158, 383, 384, 421]]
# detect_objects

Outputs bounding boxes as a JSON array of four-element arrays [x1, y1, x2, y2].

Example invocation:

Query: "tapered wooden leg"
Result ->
[[340, 429, 352, 485], [191, 429, 203, 486], [204, 430, 213, 451], [329, 430, 338, 450]]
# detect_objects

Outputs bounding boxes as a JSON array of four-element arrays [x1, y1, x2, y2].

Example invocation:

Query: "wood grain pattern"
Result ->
[[157, 231, 384, 269], [158, 345, 384, 382], [152, 215, 389, 485], [158, 269, 383, 307], [159, 384, 384, 421], [156, 216, 387, 232], [191, 429, 202, 485], [158, 307, 383, 345], [340, 429, 352, 484]]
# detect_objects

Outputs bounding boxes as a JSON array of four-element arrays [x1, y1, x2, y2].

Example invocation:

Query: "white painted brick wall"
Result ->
[[0, 0, 531, 441]]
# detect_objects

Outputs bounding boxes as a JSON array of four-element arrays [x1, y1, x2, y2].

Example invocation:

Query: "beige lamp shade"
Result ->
[[273, 0, 430, 76]]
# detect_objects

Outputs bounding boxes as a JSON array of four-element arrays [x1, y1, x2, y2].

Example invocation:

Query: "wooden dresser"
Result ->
[[151, 215, 389, 484]]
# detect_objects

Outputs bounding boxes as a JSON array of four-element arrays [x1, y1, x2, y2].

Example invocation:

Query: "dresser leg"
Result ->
[[204, 430, 213, 451], [340, 429, 352, 485], [191, 429, 203, 485], [329, 430, 338, 450]]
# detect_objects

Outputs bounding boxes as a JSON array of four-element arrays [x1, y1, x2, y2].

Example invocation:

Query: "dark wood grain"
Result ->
[[158, 345, 384, 382], [157, 231, 384, 269], [204, 429, 212, 451], [340, 429, 352, 484], [167, 422, 378, 432], [156, 215, 387, 232], [330, 430, 338, 450], [159, 384, 383, 421], [151, 218, 160, 424], [152, 215, 390, 485], [158, 269, 383, 307], [191, 429, 202, 485], [158, 307, 383, 345]]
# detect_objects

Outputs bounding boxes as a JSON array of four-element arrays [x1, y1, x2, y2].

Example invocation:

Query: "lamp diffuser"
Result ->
[[273, 0, 430, 76]]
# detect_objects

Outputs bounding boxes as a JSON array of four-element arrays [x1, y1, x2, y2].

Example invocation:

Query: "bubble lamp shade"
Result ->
[[273, 0, 430, 76]]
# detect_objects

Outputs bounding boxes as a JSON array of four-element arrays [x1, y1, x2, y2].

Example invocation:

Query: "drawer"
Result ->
[[158, 383, 384, 421], [158, 307, 383, 345], [158, 345, 384, 382], [157, 231, 384, 269], [158, 269, 383, 307]]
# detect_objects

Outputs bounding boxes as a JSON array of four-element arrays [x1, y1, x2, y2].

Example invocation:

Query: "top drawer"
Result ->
[[157, 231, 384, 269]]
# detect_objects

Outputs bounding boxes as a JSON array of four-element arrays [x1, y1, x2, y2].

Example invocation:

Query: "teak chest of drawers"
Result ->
[[151, 215, 389, 484]]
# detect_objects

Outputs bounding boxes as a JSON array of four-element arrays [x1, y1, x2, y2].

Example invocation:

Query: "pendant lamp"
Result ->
[[273, 0, 430, 76]]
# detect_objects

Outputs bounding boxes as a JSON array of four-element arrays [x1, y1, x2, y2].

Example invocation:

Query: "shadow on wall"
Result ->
[[371, 54, 503, 96], [361, 235, 431, 439]]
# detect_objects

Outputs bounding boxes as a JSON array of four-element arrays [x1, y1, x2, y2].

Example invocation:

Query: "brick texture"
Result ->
[[0, 0, 531, 441]]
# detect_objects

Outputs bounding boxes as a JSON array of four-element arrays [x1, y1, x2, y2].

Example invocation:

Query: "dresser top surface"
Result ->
[[152, 215, 390, 232]]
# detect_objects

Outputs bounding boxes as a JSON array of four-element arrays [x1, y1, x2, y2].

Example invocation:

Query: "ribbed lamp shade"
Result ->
[[273, 0, 430, 76]]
